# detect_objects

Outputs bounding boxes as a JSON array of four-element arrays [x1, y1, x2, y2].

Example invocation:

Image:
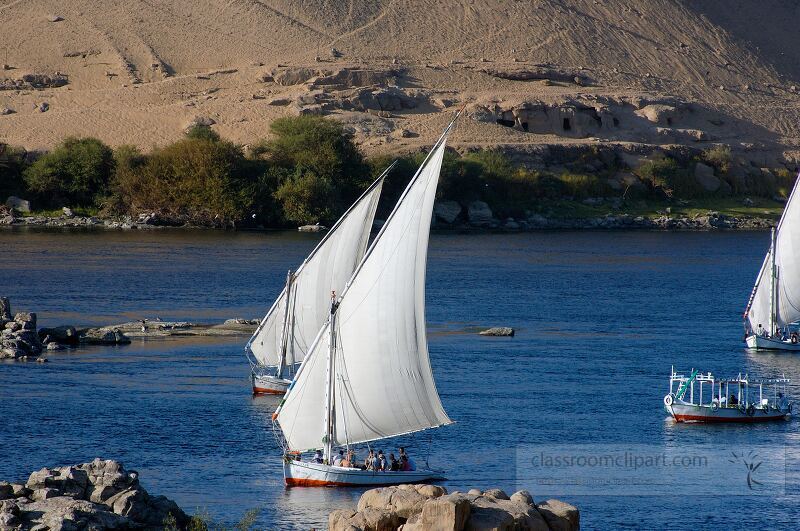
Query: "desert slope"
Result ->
[[1, 0, 799, 164]]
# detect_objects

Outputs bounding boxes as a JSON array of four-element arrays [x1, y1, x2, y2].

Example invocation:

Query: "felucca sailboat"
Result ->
[[245, 167, 391, 393], [745, 171, 800, 350], [273, 114, 460, 487]]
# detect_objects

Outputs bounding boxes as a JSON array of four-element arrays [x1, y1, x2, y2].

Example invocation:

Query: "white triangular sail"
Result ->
[[276, 136, 452, 452], [747, 172, 800, 330], [247, 171, 387, 369]]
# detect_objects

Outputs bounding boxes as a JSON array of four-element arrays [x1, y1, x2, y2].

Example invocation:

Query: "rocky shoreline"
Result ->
[[0, 459, 189, 530], [0, 462, 581, 531], [0, 208, 775, 232], [0, 297, 257, 361], [432, 200, 774, 231], [330, 483, 579, 531]]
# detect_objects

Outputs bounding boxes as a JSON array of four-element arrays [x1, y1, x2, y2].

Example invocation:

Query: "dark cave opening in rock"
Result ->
[[563, 117, 571, 131], [496, 118, 515, 128]]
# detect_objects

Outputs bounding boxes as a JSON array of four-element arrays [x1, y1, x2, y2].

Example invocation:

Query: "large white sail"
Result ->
[[247, 173, 386, 368], [747, 172, 800, 330], [277, 138, 452, 452]]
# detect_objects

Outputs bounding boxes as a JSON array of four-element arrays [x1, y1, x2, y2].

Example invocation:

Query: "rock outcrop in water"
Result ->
[[0, 459, 189, 530], [0, 297, 259, 361], [0, 300, 44, 360], [479, 327, 515, 337], [328, 484, 579, 531]]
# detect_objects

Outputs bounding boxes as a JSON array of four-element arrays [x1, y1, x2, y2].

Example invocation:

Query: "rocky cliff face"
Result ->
[[0, 459, 189, 530], [1, 1, 800, 165]]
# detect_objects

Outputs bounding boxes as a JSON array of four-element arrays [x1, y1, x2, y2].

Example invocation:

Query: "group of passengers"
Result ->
[[755, 323, 800, 343], [308, 446, 417, 471]]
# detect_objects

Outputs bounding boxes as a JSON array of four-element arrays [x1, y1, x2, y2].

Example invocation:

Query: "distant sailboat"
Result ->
[[273, 113, 459, 487], [245, 167, 390, 394], [744, 171, 800, 350]]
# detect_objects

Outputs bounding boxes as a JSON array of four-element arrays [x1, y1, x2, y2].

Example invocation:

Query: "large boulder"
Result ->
[[419, 494, 471, 530], [14, 312, 36, 331], [39, 325, 79, 345], [358, 484, 446, 520], [434, 201, 462, 224], [536, 499, 580, 531], [479, 327, 515, 337], [80, 327, 131, 345], [5, 196, 30, 213], [329, 485, 578, 531], [0, 482, 13, 501], [330, 507, 403, 531], [694, 162, 721, 192], [467, 201, 493, 225]]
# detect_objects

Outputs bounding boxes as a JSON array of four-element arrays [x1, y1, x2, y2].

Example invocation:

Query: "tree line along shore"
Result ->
[[0, 115, 794, 231]]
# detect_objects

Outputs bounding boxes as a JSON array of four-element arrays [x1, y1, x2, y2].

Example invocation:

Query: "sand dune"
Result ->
[[1, 0, 799, 163]]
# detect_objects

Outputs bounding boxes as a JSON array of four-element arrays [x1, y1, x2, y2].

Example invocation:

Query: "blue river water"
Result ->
[[1, 227, 799, 529]]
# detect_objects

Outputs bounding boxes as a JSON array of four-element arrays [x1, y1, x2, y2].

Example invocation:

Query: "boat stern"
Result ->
[[252, 373, 291, 395]]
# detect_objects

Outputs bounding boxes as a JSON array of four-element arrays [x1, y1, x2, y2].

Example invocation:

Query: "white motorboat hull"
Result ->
[[283, 460, 445, 487], [251, 373, 291, 395], [745, 334, 800, 351], [667, 402, 791, 423]]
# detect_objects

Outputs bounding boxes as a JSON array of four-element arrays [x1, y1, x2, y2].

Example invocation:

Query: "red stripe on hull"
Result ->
[[285, 477, 355, 487], [284, 476, 440, 487], [674, 414, 787, 423], [252, 386, 285, 395]]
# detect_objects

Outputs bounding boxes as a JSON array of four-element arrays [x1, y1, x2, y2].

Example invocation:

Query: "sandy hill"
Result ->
[[1, 0, 800, 165]]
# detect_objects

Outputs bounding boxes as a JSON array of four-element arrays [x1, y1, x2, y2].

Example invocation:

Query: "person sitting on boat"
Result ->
[[719, 393, 727, 407], [389, 453, 400, 471], [376, 450, 387, 471], [365, 449, 376, 470], [757, 324, 768, 337], [341, 451, 352, 468], [313, 450, 324, 464], [729, 393, 738, 406], [397, 447, 417, 471], [332, 450, 344, 467]]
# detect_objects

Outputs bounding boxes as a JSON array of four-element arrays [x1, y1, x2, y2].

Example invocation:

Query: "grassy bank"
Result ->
[[526, 197, 784, 222]]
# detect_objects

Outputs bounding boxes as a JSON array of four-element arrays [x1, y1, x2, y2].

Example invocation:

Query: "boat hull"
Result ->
[[668, 403, 790, 423], [251, 373, 290, 395], [745, 334, 800, 351], [283, 460, 445, 487]]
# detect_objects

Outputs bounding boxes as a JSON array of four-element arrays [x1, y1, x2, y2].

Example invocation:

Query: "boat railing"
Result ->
[[668, 368, 790, 409]]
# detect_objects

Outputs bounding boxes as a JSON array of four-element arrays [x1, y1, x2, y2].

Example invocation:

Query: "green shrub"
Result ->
[[255, 116, 370, 224], [109, 138, 254, 226], [635, 155, 701, 199], [185, 125, 221, 142], [701, 145, 732, 174], [23, 137, 114, 207], [558, 172, 610, 198], [0, 143, 28, 200], [273, 167, 338, 224], [168, 508, 261, 531], [774, 168, 796, 198]]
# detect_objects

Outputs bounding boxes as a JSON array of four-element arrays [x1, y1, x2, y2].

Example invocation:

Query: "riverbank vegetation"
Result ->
[[1, 117, 795, 228]]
